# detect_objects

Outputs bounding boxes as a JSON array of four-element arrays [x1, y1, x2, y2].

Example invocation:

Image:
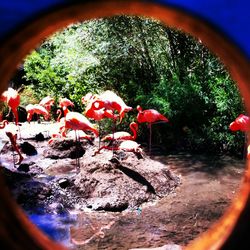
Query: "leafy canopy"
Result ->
[[23, 15, 244, 156]]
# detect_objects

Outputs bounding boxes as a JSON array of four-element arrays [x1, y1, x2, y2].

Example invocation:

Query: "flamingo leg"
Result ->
[[18, 125, 22, 141], [98, 121, 101, 149], [6, 133, 23, 166], [112, 119, 117, 157], [149, 123, 152, 156], [11, 146, 15, 168], [12, 108, 22, 140], [74, 130, 80, 169]]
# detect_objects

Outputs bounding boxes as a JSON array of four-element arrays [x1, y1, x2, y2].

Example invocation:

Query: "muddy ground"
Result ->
[[0, 122, 246, 249]]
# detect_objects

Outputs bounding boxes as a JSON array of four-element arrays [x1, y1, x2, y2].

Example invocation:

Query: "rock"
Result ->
[[58, 178, 70, 188], [20, 142, 37, 156], [44, 140, 85, 159], [35, 132, 45, 141], [0, 167, 31, 187], [69, 151, 181, 211], [48, 203, 68, 214], [14, 180, 52, 211], [89, 197, 129, 212], [69, 146, 85, 159], [17, 163, 30, 172]]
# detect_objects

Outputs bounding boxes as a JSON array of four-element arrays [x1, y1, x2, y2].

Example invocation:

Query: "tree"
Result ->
[[23, 15, 244, 155]]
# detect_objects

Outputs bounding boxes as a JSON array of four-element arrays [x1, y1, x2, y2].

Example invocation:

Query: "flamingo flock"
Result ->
[[1, 87, 171, 167], [3, 86, 250, 168]]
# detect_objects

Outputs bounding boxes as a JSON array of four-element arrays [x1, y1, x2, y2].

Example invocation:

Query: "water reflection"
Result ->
[[28, 211, 77, 248]]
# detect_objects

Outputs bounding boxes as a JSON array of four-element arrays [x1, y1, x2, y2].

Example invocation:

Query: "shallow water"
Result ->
[[28, 212, 78, 248]]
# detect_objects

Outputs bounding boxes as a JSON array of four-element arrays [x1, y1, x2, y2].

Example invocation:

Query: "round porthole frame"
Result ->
[[0, 1, 250, 249]]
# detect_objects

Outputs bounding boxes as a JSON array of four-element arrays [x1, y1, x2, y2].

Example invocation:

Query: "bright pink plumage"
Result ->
[[136, 105, 169, 124], [59, 97, 74, 108], [94, 140, 142, 155], [62, 112, 98, 137], [229, 114, 250, 132], [85, 99, 117, 121], [91, 90, 132, 123], [0, 87, 20, 125], [26, 104, 49, 122], [101, 122, 138, 141]]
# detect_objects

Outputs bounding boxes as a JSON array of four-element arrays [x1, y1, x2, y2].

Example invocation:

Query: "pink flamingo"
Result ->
[[82, 92, 118, 122], [59, 97, 74, 108], [60, 112, 98, 167], [26, 104, 49, 122], [101, 122, 138, 142], [229, 114, 250, 158], [84, 94, 118, 148], [50, 107, 71, 142], [59, 97, 74, 117], [39, 96, 54, 113], [94, 140, 142, 155], [56, 109, 63, 122], [91, 90, 132, 123], [48, 130, 93, 144], [0, 120, 23, 165], [85, 101, 116, 121], [137, 105, 169, 154], [0, 87, 20, 125], [56, 106, 70, 123], [61, 111, 99, 138], [229, 114, 250, 132]]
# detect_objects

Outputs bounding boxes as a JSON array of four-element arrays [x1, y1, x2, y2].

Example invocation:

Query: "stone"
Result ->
[[58, 178, 70, 188], [17, 163, 30, 172], [20, 142, 37, 156]]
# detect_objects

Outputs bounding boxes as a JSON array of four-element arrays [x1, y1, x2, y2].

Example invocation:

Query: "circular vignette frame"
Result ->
[[0, 1, 250, 249]]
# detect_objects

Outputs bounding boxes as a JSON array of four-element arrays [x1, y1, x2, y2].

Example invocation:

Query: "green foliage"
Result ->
[[19, 86, 39, 107], [23, 15, 244, 156]]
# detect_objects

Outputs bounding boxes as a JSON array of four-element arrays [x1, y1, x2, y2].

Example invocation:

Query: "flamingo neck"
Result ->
[[63, 106, 69, 116], [56, 109, 62, 122], [130, 123, 138, 140], [97, 145, 119, 154], [0, 120, 8, 129], [137, 105, 143, 113]]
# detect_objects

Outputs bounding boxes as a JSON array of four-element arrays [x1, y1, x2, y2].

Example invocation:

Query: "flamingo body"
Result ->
[[26, 104, 49, 122], [92, 90, 132, 123], [67, 130, 93, 141], [0, 120, 23, 164], [59, 97, 74, 108], [137, 105, 169, 124], [229, 114, 250, 132], [39, 96, 54, 112], [95, 140, 142, 155], [62, 112, 98, 137], [85, 100, 117, 121], [1, 87, 20, 125], [102, 122, 138, 141], [136, 105, 169, 155]]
